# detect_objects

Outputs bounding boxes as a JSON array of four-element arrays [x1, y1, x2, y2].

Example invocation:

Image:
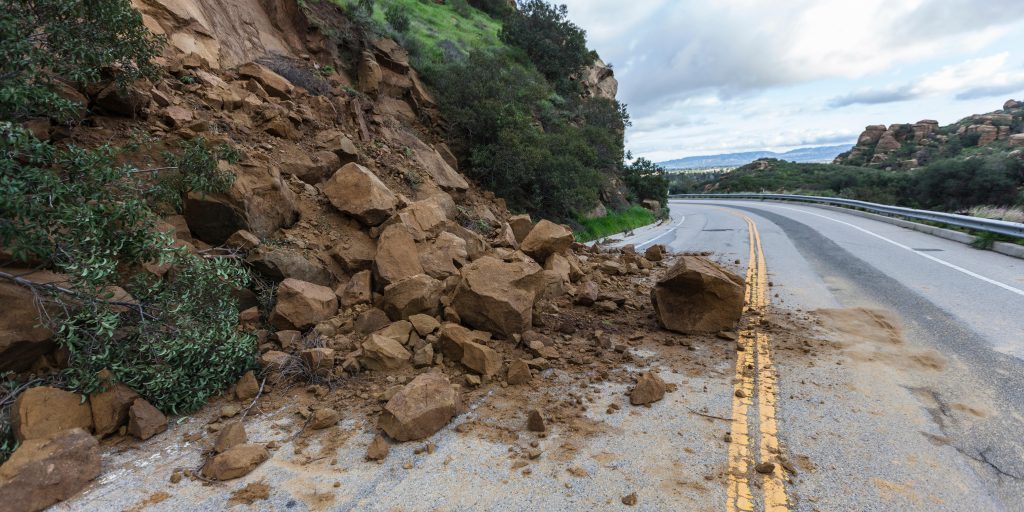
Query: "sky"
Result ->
[[559, 0, 1024, 162]]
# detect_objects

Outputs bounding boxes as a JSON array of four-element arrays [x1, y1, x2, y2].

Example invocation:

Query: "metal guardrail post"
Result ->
[[669, 193, 1024, 238]]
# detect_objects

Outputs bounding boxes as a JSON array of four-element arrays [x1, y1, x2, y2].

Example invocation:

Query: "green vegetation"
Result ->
[[499, 0, 593, 94], [575, 206, 656, 242]]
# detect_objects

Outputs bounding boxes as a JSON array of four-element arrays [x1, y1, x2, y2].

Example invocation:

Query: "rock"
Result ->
[[337, 270, 372, 308], [88, 373, 140, 438], [1004, 99, 1021, 110], [451, 256, 543, 337], [320, 163, 398, 226], [379, 373, 460, 441], [202, 444, 269, 481], [595, 300, 618, 313], [374, 320, 413, 345], [506, 360, 532, 385], [316, 130, 359, 163], [300, 348, 335, 376], [94, 81, 151, 116], [382, 274, 443, 320], [128, 398, 167, 441], [0, 428, 100, 512], [754, 462, 776, 474], [163, 105, 194, 127], [574, 280, 600, 306], [460, 341, 501, 378], [225, 230, 261, 251], [408, 314, 441, 336], [269, 278, 339, 331], [366, 433, 390, 461], [544, 253, 572, 283], [0, 268, 62, 372], [183, 162, 297, 245], [246, 247, 334, 287], [412, 344, 434, 368], [354, 308, 392, 335], [435, 323, 487, 361], [393, 195, 453, 240], [419, 231, 468, 279], [526, 409, 545, 432], [10, 387, 93, 442], [622, 492, 638, 506], [309, 408, 341, 429], [360, 334, 412, 371], [358, 52, 382, 94], [235, 371, 259, 401], [237, 62, 293, 99], [651, 256, 744, 334], [1009, 133, 1024, 147], [630, 373, 667, 405], [508, 214, 533, 244], [520, 220, 574, 261], [374, 224, 424, 286], [644, 244, 665, 262], [215, 422, 247, 453], [259, 351, 291, 372]]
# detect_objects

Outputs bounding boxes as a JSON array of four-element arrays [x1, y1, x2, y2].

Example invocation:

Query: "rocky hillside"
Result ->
[[834, 99, 1024, 170]]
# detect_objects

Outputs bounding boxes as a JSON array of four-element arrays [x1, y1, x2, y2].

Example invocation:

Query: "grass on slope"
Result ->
[[339, 0, 505, 64], [575, 206, 656, 242]]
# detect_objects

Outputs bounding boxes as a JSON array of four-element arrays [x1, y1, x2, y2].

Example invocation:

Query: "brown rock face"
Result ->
[[508, 214, 533, 244], [202, 444, 269, 481], [320, 163, 398, 226], [0, 428, 100, 512], [237, 62, 294, 99], [630, 373, 667, 405], [382, 274, 443, 320], [0, 268, 62, 372], [520, 220, 574, 262], [269, 278, 339, 331], [451, 256, 542, 337], [183, 161, 298, 245], [374, 224, 424, 286], [651, 256, 744, 334], [338, 269, 373, 307], [89, 377, 140, 438], [360, 334, 412, 371], [644, 244, 665, 262], [379, 372, 459, 441], [128, 398, 168, 441], [11, 387, 93, 442]]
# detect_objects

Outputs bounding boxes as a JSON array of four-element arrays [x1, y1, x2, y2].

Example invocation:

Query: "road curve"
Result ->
[[628, 199, 1024, 511]]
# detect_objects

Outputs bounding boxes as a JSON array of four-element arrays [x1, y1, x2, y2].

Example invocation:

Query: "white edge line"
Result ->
[[634, 215, 686, 250], [761, 204, 1024, 298]]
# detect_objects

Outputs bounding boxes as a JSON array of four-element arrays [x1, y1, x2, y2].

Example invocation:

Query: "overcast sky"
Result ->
[[559, 0, 1024, 162]]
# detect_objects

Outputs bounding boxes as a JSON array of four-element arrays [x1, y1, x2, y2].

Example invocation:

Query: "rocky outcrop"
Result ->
[[650, 256, 744, 334], [0, 428, 100, 512], [579, 57, 618, 101]]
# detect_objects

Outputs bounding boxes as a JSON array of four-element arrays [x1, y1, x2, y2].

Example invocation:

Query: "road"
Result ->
[[634, 199, 1024, 511]]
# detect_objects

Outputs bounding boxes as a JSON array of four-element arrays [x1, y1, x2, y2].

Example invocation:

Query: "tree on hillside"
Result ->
[[500, 0, 593, 94], [622, 157, 669, 206]]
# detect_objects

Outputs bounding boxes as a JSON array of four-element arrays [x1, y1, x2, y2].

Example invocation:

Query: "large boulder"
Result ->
[[0, 428, 100, 512], [460, 341, 501, 378], [246, 247, 334, 287], [0, 268, 63, 372], [360, 334, 412, 371], [184, 161, 298, 245], [202, 444, 269, 481], [237, 62, 294, 99], [379, 372, 460, 441], [319, 163, 398, 226], [651, 256, 744, 334], [269, 278, 339, 330], [374, 224, 424, 286], [10, 387, 93, 442], [419, 232, 468, 279], [508, 214, 533, 244], [520, 220, 574, 262], [338, 269, 373, 307], [392, 195, 453, 240], [451, 256, 543, 337], [382, 274, 443, 320]]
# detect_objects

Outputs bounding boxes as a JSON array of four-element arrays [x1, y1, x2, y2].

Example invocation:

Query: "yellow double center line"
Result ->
[[724, 211, 790, 512]]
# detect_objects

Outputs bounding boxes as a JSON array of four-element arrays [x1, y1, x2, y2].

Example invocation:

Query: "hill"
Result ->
[[659, 144, 852, 169]]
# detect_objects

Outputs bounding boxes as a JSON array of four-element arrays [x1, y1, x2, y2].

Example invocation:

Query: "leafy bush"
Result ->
[[470, 0, 514, 18], [906, 154, 1023, 211], [622, 157, 669, 206], [385, 3, 411, 32], [0, 0, 162, 122], [499, 0, 593, 94], [1, 125, 256, 414]]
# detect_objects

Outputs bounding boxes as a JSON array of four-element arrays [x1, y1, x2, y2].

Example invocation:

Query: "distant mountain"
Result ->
[[659, 144, 854, 169]]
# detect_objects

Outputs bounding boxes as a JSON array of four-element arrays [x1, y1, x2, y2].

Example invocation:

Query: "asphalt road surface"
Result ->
[[642, 199, 1024, 511]]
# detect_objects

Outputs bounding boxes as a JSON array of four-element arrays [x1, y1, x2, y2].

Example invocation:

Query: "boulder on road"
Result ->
[[520, 220, 574, 261], [460, 340, 501, 378], [630, 372, 667, 405], [651, 256, 744, 334], [269, 278, 339, 331], [202, 444, 269, 481], [11, 387, 93, 442], [127, 398, 167, 441], [382, 274, 442, 320], [88, 372, 139, 438], [451, 256, 542, 337], [379, 372, 460, 441], [0, 428, 100, 512], [320, 163, 398, 226]]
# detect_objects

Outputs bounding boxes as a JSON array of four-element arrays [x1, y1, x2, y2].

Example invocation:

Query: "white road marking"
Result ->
[[761, 204, 1024, 298], [633, 215, 686, 249]]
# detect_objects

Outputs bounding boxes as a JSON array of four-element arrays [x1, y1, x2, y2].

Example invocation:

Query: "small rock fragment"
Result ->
[[526, 409, 546, 432]]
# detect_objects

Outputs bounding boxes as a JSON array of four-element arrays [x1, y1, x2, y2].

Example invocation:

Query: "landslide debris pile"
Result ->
[[0, 1, 743, 510]]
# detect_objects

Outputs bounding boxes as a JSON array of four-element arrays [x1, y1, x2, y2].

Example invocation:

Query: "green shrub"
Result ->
[[0, 125, 255, 415], [0, 0, 162, 122], [385, 3, 411, 32], [622, 157, 669, 206], [499, 0, 593, 94]]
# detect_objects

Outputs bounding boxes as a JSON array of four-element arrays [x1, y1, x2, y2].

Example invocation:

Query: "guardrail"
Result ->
[[669, 193, 1024, 238]]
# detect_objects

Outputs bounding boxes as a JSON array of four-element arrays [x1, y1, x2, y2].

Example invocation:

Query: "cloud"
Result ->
[[828, 53, 1024, 107]]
